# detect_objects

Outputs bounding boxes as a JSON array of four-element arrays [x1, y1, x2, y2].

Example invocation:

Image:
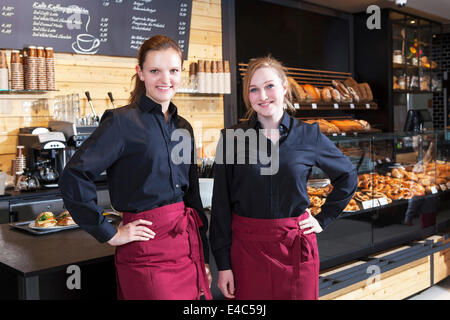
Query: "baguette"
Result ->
[[331, 80, 350, 96]]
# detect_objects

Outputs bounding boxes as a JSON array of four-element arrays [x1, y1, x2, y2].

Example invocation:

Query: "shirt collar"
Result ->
[[138, 94, 178, 118], [252, 111, 291, 132]]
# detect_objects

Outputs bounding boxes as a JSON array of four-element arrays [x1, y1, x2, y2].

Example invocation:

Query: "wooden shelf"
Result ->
[[294, 101, 378, 111]]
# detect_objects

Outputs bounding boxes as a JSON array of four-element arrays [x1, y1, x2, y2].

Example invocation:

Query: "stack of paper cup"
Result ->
[[45, 47, 55, 90], [37, 47, 47, 91], [0, 51, 9, 90], [10, 50, 24, 90], [24, 46, 38, 90]]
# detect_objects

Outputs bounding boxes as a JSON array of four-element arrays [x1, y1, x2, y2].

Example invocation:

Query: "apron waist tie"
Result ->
[[172, 207, 212, 300]]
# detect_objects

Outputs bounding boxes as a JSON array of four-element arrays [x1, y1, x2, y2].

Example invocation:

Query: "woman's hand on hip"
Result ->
[[299, 211, 323, 234], [217, 269, 235, 299], [107, 219, 155, 246]]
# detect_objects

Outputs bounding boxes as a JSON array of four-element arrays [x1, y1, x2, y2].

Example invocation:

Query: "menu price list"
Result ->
[[0, 0, 192, 59]]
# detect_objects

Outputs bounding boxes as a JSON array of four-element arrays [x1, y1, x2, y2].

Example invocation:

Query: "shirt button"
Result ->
[[176, 184, 179, 188]]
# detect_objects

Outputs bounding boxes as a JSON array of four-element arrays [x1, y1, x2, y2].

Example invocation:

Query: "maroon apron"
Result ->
[[231, 212, 319, 300], [115, 202, 212, 300]]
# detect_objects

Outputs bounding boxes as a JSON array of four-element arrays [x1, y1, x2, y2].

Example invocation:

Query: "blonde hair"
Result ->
[[242, 55, 295, 119]]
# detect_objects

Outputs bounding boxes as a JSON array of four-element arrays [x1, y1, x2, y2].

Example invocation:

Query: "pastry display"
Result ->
[[307, 161, 450, 215]]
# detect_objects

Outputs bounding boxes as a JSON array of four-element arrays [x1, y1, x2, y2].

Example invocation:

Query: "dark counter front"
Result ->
[[0, 219, 118, 300]]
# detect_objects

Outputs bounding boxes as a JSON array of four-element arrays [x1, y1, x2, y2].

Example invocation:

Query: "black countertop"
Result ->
[[0, 219, 117, 277]]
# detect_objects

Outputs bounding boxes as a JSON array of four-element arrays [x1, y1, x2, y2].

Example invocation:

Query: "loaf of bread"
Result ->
[[347, 87, 360, 103], [303, 119, 340, 134], [314, 87, 322, 102], [332, 80, 350, 96], [326, 86, 341, 102], [288, 77, 310, 103], [359, 83, 373, 101], [321, 87, 332, 103], [302, 84, 320, 103], [330, 119, 365, 132], [344, 77, 364, 101]]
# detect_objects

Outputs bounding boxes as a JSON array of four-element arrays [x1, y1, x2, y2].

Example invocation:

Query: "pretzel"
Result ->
[[354, 192, 370, 202], [386, 188, 404, 200], [309, 207, 321, 216]]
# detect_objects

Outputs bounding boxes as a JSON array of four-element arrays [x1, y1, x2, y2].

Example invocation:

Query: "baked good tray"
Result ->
[[9, 220, 79, 235]]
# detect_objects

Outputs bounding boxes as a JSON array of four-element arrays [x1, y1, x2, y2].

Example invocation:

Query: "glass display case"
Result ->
[[312, 131, 450, 270], [390, 11, 442, 93]]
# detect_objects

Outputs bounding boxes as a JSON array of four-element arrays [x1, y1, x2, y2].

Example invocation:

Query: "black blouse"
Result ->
[[59, 94, 209, 262], [210, 112, 358, 270]]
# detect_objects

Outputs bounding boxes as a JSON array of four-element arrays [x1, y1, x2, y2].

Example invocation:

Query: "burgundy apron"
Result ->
[[231, 212, 319, 300], [115, 202, 212, 300]]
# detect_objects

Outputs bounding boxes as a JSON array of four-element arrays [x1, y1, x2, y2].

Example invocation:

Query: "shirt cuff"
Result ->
[[84, 219, 118, 243]]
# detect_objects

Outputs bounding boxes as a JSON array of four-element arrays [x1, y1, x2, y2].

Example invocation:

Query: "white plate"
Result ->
[[28, 222, 77, 230]]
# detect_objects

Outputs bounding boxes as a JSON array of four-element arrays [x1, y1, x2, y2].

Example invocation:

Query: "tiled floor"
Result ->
[[407, 276, 450, 300]]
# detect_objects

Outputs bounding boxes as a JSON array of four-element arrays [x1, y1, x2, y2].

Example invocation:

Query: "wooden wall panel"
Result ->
[[0, 0, 224, 173]]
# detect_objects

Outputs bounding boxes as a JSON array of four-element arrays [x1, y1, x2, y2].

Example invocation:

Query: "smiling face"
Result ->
[[136, 48, 182, 108], [248, 66, 287, 122]]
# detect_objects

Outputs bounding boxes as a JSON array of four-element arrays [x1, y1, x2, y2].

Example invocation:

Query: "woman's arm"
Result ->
[[59, 110, 124, 243], [313, 124, 358, 229]]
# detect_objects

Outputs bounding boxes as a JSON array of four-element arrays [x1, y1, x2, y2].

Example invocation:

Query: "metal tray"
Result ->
[[10, 220, 79, 235]]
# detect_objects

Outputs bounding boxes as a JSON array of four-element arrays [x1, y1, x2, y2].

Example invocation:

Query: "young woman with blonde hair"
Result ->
[[210, 55, 357, 300]]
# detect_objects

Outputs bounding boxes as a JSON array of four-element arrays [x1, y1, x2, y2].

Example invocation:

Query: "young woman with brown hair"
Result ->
[[210, 56, 357, 300], [59, 35, 212, 300]]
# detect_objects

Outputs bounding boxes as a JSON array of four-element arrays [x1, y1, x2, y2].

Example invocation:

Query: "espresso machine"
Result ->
[[48, 120, 107, 182], [18, 127, 67, 188]]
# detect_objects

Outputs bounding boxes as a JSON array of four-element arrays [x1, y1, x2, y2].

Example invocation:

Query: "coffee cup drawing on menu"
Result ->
[[72, 33, 100, 54]]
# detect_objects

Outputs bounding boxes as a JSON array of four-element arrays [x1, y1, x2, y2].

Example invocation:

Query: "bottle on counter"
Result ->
[[224, 60, 231, 94], [197, 60, 206, 94]]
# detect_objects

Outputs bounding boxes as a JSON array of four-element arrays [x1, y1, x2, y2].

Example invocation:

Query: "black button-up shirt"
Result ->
[[210, 112, 357, 270], [59, 94, 209, 262]]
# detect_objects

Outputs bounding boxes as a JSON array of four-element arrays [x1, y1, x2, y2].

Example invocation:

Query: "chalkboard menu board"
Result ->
[[0, 0, 192, 59]]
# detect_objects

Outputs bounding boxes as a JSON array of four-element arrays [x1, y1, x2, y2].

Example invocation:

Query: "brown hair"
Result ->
[[242, 55, 295, 119], [128, 35, 183, 105]]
